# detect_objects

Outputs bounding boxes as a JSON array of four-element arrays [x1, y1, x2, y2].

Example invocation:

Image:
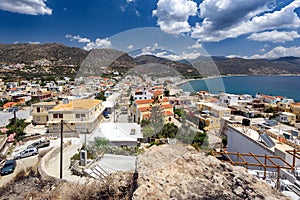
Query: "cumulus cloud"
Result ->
[[29, 41, 40, 44], [188, 42, 202, 49], [83, 38, 112, 50], [248, 46, 300, 59], [248, 30, 300, 43], [152, 0, 198, 34], [156, 51, 201, 60], [65, 34, 91, 43], [0, 0, 52, 15], [192, 0, 300, 42], [66, 34, 111, 50]]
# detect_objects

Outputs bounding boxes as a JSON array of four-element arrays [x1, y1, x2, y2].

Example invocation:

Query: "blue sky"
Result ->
[[0, 0, 300, 60]]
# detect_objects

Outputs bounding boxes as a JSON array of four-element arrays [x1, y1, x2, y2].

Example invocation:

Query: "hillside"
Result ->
[[0, 144, 288, 200], [0, 43, 88, 66], [0, 43, 300, 79]]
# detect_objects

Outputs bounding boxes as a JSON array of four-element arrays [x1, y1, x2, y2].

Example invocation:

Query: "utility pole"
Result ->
[[85, 128, 88, 149], [14, 109, 17, 134], [60, 119, 63, 179]]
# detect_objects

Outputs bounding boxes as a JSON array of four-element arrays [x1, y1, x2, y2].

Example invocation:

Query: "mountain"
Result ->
[[0, 43, 300, 79], [0, 43, 88, 66], [78, 48, 136, 76], [134, 55, 200, 78]]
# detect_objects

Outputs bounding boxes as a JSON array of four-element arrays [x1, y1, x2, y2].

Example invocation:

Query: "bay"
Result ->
[[180, 75, 300, 102]]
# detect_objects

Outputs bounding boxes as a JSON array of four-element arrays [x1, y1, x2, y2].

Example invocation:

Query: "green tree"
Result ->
[[6, 118, 29, 141], [148, 96, 164, 137], [95, 92, 106, 101]]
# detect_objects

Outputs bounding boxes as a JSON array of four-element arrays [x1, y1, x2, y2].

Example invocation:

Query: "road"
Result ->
[[41, 138, 90, 183], [0, 108, 31, 127], [0, 155, 39, 188]]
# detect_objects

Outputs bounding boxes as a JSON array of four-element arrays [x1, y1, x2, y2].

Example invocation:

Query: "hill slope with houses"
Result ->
[[0, 43, 300, 79]]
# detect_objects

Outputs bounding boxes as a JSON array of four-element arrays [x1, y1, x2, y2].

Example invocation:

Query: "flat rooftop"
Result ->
[[50, 99, 101, 111], [90, 123, 142, 143], [229, 124, 294, 152]]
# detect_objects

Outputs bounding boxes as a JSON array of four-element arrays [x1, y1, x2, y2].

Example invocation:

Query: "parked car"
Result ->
[[27, 139, 50, 149], [14, 147, 38, 160], [1, 160, 16, 176]]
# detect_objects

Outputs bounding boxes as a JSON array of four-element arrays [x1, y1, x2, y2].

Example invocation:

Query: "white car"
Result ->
[[14, 147, 38, 160]]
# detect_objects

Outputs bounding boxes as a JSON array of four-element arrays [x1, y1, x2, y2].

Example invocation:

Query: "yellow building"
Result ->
[[47, 99, 104, 133], [197, 102, 231, 131], [130, 95, 174, 124], [291, 102, 300, 122], [32, 101, 57, 125]]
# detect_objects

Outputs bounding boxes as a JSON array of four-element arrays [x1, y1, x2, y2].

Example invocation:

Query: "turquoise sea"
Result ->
[[180, 76, 300, 102]]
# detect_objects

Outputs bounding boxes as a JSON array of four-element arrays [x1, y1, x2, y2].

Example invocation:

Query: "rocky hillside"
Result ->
[[1, 43, 300, 79], [0, 43, 88, 65], [135, 55, 300, 77], [133, 144, 288, 200], [0, 144, 289, 200]]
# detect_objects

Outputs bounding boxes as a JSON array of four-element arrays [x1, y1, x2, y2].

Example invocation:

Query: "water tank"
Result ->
[[242, 118, 250, 126], [80, 149, 87, 166]]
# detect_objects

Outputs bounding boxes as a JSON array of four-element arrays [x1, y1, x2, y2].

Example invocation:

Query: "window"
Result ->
[[53, 114, 58, 118], [76, 114, 80, 118], [59, 114, 63, 118], [37, 107, 40, 113], [81, 114, 86, 118]]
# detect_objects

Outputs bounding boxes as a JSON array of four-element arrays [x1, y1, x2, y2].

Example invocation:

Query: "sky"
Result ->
[[0, 0, 300, 60]]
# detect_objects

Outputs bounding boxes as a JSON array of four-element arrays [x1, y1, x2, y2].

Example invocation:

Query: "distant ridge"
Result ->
[[0, 43, 300, 79], [0, 43, 88, 66]]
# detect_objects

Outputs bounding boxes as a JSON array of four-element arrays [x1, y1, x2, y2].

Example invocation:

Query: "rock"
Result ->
[[133, 144, 289, 200]]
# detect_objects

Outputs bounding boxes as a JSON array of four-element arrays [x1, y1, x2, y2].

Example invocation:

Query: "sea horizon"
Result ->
[[180, 75, 300, 102]]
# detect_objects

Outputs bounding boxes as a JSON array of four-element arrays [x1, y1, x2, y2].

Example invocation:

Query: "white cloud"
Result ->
[[152, 0, 198, 34], [84, 38, 112, 50], [0, 0, 52, 15], [191, 0, 300, 42], [158, 51, 201, 60], [65, 34, 111, 50], [127, 45, 134, 50], [188, 42, 202, 49], [29, 41, 40, 44], [248, 30, 300, 43], [141, 43, 163, 54], [226, 55, 239, 58], [126, 0, 135, 3], [247, 46, 300, 59], [65, 34, 91, 43]]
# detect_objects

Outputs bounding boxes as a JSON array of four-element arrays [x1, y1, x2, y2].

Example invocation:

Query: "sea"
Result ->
[[179, 75, 300, 102]]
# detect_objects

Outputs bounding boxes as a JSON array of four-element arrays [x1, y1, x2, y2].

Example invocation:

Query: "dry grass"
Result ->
[[62, 172, 133, 200]]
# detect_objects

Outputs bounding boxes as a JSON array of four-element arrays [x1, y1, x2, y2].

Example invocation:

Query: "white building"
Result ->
[[219, 93, 239, 107]]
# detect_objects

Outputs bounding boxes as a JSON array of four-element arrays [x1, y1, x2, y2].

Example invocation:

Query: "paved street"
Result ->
[[0, 108, 31, 127]]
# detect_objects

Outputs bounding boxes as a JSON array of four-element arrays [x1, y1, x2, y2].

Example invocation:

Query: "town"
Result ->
[[0, 66, 300, 199]]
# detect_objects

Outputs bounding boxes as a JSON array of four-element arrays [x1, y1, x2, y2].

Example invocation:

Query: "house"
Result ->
[[197, 102, 231, 131], [31, 101, 57, 125], [291, 102, 300, 122], [130, 94, 174, 124], [219, 93, 239, 107], [277, 99, 294, 112], [276, 112, 296, 125], [3, 102, 18, 110], [47, 99, 104, 133]]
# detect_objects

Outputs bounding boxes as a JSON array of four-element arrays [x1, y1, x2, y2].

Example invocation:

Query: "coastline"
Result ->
[[176, 74, 300, 87]]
